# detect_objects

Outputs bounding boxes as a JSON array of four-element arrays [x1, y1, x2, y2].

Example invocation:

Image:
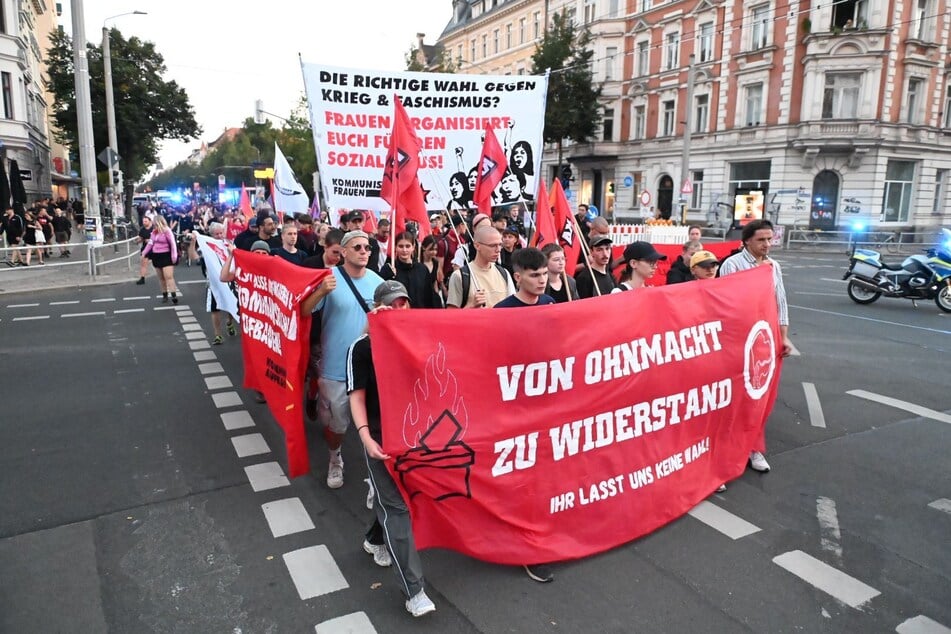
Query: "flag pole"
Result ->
[[571, 212, 602, 296], [562, 271, 574, 302]]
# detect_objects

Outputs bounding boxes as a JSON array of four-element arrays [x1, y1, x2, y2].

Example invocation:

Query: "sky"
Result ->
[[62, 0, 453, 171]]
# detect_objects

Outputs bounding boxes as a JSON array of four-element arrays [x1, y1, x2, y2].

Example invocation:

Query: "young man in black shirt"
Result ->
[[575, 235, 618, 298]]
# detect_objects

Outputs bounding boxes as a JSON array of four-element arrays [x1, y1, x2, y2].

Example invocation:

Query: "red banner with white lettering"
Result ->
[[370, 266, 781, 564], [233, 251, 330, 477]]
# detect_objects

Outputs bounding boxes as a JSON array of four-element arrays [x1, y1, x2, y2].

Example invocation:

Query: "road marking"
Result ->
[[188, 340, 211, 350], [261, 498, 315, 538], [204, 375, 234, 390], [896, 615, 951, 634], [315, 612, 377, 634], [154, 306, 176, 311], [687, 501, 761, 540], [816, 496, 842, 560], [794, 291, 843, 297], [820, 278, 848, 284], [787, 341, 801, 356], [847, 390, 951, 424], [773, 550, 880, 608], [49, 300, 80, 305], [221, 410, 255, 430], [91, 298, 116, 303], [123, 296, 151, 301], [211, 391, 242, 409], [182, 323, 203, 331], [184, 331, 206, 341], [198, 362, 224, 375], [803, 382, 826, 428], [927, 499, 951, 515], [283, 545, 348, 599], [62, 311, 106, 318], [12, 315, 50, 321], [193, 351, 216, 362], [244, 462, 290, 492], [231, 432, 270, 457], [114, 308, 145, 314], [791, 305, 951, 335], [179, 280, 204, 285], [178, 316, 198, 324], [8, 303, 40, 308]]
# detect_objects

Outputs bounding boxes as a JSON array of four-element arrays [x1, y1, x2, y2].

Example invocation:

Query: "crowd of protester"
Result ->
[[0, 198, 77, 266]]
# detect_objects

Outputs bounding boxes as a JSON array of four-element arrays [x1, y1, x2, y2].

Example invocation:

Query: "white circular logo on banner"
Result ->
[[743, 320, 776, 400]]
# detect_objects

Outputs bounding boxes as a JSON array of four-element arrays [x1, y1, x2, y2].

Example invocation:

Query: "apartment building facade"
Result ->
[[429, 0, 951, 229]]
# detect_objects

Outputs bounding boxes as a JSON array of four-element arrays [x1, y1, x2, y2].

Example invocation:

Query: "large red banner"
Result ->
[[232, 251, 330, 477], [371, 266, 781, 564]]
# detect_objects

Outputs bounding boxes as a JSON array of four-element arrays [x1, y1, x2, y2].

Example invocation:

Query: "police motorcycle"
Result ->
[[843, 226, 951, 312]]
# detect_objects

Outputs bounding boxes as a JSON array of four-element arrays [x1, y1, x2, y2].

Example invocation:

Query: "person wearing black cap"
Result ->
[[576, 235, 617, 298], [614, 241, 668, 292]]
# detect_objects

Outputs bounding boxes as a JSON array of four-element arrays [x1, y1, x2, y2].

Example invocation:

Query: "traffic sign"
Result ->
[[681, 179, 693, 195], [639, 190, 652, 206], [218, 174, 226, 190], [623, 175, 633, 188], [254, 168, 275, 179], [97, 147, 120, 168]]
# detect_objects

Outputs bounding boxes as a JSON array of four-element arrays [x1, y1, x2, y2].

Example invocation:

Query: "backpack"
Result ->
[[459, 261, 512, 307]]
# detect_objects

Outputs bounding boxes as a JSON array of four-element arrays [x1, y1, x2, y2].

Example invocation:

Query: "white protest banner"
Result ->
[[300, 62, 548, 213], [195, 234, 240, 323]]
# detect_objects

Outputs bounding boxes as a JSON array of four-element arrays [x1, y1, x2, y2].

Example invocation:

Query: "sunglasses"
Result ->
[[349, 244, 371, 252], [696, 262, 718, 269]]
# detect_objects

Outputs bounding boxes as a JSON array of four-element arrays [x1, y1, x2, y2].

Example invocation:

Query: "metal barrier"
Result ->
[[783, 227, 940, 254], [90, 237, 139, 276], [1, 236, 139, 280]]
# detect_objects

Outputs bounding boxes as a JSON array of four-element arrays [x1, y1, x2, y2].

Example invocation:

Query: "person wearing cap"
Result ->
[[348, 280, 436, 617], [295, 213, 317, 256], [446, 225, 516, 308], [344, 211, 382, 274], [613, 241, 668, 292], [667, 240, 703, 285], [499, 226, 522, 275], [718, 218, 792, 474], [689, 250, 720, 280], [313, 229, 385, 489], [235, 208, 282, 252], [576, 235, 618, 298]]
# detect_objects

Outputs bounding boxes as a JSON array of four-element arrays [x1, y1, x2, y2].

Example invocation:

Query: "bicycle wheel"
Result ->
[[884, 233, 901, 255]]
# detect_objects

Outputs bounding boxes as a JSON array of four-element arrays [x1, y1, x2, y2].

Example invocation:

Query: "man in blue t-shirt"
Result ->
[[313, 230, 384, 489], [494, 247, 556, 308]]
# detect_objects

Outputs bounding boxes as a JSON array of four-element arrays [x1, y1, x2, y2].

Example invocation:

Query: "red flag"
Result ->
[[239, 183, 253, 220], [380, 96, 430, 237], [550, 179, 581, 276], [363, 210, 379, 235], [472, 127, 508, 214], [531, 178, 556, 248]]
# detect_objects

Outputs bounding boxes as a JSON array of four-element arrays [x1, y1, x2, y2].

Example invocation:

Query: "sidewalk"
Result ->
[[0, 242, 139, 295]]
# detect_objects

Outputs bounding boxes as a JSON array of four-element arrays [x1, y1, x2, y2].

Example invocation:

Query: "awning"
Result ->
[[51, 171, 82, 184]]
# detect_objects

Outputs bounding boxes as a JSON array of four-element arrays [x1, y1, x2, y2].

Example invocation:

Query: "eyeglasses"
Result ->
[[696, 262, 719, 270], [478, 242, 502, 249], [349, 244, 371, 252], [637, 260, 659, 267]]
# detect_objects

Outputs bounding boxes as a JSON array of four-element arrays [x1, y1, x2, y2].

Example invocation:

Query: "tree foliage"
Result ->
[[44, 28, 200, 184], [530, 13, 602, 160]]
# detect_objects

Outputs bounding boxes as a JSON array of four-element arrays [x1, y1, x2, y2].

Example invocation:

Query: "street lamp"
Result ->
[[103, 10, 147, 215]]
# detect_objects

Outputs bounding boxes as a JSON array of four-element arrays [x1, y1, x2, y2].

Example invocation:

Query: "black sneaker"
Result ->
[[523, 564, 554, 583], [135, 277, 145, 285]]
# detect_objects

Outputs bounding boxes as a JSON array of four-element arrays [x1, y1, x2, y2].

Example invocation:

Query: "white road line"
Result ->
[[178, 316, 198, 324], [283, 545, 348, 600], [896, 615, 951, 634], [49, 300, 80, 305], [315, 612, 377, 634], [91, 298, 116, 303], [221, 410, 255, 430], [927, 499, 951, 515], [847, 390, 951, 424], [261, 498, 315, 538], [803, 383, 826, 428], [198, 362, 224, 375], [193, 351, 216, 362], [113, 308, 145, 314], [12, 315, 50, 321], [204, 375, 234, 390], [123, 296, 151, 301], [184, 331, 206, 340], [791, 305, 951, 335], [231, 433, 270, 458], [816, 496, 842, 560], [181, 323, 203, 332], [179, 279, 204, 285], [7, 303, 40, 308], [773, 550, 880, 608], [687, 501, 761, 540], [820, 278, 848, 284], [153, 306, 176, 311], [794, 292, 843, 297], [244, 462, 290, 492], [62, 311, 106, 318], [188, 340, 211, 350], [211, 391, 243, 409]]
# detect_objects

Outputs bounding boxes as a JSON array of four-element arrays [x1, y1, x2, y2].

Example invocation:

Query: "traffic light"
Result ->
[[112, 170, 120, 185], [608, 182, 615, 194], [559, 164, 572, 189]]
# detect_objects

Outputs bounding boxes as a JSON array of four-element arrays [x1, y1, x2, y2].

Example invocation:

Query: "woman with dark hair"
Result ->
[[420, 234, 444, 306], [381, 232, 439, 308], [447, 171, 472, 212], [509, 140, 535, 202]]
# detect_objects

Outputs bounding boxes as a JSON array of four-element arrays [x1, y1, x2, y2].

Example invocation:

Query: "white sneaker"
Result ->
[[364, 477, 375, 509], [327, 452, 344, 489], [716, 483, 727, 493], [405, 589, 436, 617], [363, 540, 392, 567], [749, 451, 770, 472]]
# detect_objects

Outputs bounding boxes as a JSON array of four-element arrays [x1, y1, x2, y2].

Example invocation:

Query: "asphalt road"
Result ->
[[0, 250, 948, 633]]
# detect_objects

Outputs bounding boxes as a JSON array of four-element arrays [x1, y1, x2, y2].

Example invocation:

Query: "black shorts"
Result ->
[[151, 252, 173, 268], [55, 231, 69, 243]]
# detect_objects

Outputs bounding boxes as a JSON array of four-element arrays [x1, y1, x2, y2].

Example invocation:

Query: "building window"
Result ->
[[471, 39, 476, 60], [566, 7, 577, 25], [933, 169, 947, 215], [602, 108, 615, 141], [698, 22, 714, 62], [832, 0, 867, 29], [822, 72, 861, 119], [519, 18, 526, 43], [744, 83, 763, 126], [665, 32, 680, 70], [633, 105, 646, 139], [609, 0, 620, 17], [605, 47, 617, 80], [1, 72, 12, 119], [506, 24, 512, 48], [637, 40, 649, 76], [913, 0, 932, 40], [750, 5, 769, 50], [695, 94, 709, 133], [882, 160, 915, 222], [534, 12, 541, 38], [482, 34, 487, 57], [662, 99, 676, 136], [639, 0, 651, 13], [944, 83, 951, 128], [729, 160, 772, 193], [494, 29, 500, 54], [0, 4, 6, 34], [906, 78, 924, 124], [691, 170, 705, 209], [584, 0, 597, 23]]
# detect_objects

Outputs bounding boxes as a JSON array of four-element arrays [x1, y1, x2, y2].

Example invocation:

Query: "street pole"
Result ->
[[680, 54, 696, 225], [70, 0, 102, 244], [102, 25, 121, 220]]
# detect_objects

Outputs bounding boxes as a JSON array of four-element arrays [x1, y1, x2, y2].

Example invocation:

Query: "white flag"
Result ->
[[194, 234, 240, 323], [273, 142, 310, 215]]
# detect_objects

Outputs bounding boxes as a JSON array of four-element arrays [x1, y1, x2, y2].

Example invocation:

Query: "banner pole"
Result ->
[[571, 212, 601, 296]]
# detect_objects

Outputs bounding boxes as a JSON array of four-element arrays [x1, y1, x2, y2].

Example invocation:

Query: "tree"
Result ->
[[45, 29, 200, 193], [530, 12, 602, 169], [405, 44, 457, 73]]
